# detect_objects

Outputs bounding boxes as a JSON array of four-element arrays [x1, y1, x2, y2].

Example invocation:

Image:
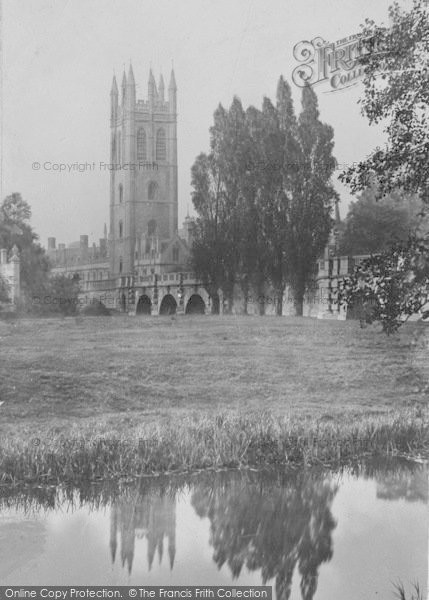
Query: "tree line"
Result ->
[[189, 78, 338, 316], [0, 193, 80, 316]]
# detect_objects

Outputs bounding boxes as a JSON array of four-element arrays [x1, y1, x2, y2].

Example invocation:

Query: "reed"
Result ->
[[393, 581, 424, 600], [0, 408, 427, 485]]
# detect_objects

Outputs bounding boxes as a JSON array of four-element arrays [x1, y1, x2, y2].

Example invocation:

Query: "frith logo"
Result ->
[[292, 33, 376, 92]]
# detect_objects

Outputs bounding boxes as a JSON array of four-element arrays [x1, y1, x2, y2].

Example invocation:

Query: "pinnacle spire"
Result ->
[[158, 74, 165, 100], [148, 68, 157, 100], [110, 75, 118, 95], [121, 70, 127, 103], [168, 68, 177, 90], [127, 63, 135, 86]]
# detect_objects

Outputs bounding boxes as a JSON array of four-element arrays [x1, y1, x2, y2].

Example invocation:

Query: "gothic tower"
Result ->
[[109, 65, 178, 276]]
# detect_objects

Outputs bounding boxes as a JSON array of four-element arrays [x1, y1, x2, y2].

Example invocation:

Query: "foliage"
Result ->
[[190, 79, 337, 315], [338, 236, 429, 334], [0, 193, 51, 310], [81, 298, 111, 316], [338, 188, 427, 255], [43, 273, 81, 316], [338, 1, 429, 332], [339, 0, 429, 202], [190, 152, 228, 314], [1, 192, 32, 224], [283, 82, 338, 315]]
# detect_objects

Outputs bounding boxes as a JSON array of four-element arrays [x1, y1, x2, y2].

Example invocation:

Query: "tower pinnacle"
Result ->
[[168, 69, 177, 91], [158, 74, 165, 101], [127, 63, 135, 86], [110, 75, 118, 96], [121, 70, 127, 103]]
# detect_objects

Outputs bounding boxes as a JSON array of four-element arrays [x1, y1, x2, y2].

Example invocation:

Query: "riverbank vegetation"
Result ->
[[0, 316, 427, 485], [0, 407, 427, 486]]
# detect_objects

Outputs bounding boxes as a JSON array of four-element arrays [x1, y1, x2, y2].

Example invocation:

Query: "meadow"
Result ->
[[0, 314, 428, 483]]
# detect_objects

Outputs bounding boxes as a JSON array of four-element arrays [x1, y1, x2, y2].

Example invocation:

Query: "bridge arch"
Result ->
[[159, 293, 177, 316], [136, 294, 152, 315], [185, 294, 206, 315]]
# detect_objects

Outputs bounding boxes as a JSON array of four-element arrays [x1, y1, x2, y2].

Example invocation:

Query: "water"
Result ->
[[0, 459, 427, 599]]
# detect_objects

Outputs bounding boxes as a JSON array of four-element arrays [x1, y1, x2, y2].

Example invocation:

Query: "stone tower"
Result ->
[[109, 65, 178, 276]]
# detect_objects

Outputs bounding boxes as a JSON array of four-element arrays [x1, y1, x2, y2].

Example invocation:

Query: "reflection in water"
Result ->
[[0, 459, 426, 594], [110, 493, 176, 573], [376, 467, 428, 503], [191, 472, 337, 600]]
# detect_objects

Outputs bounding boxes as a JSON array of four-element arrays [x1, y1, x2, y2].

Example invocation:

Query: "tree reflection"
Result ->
[[191, 471, 337, 600], [347, 458, 428, 503], [375, 464, 428, 503], [2, 460, 422, 588]]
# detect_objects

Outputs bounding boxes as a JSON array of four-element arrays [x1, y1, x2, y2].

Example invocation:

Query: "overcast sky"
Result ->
[[2, 0, 393, 246]]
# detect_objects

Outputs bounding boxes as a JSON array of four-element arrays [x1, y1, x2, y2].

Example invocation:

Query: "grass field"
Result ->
[[0, 314, 428, 482]]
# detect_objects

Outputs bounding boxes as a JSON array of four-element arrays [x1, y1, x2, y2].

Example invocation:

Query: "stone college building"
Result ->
[[45, 66, 352, 318], [47, 66, 210, 316]]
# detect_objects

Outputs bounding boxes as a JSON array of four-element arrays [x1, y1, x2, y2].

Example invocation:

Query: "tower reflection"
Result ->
[[109, 492, 176, 573]]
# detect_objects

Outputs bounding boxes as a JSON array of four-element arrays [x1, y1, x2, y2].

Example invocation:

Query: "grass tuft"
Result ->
[[0, 408, 427, 485], [393, 581, 424, 600]]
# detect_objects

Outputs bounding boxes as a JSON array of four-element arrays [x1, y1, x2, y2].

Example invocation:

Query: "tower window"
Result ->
[[137, 128, 147, 162], [119, 258, 123, 273], [148, 181, 158, 200], [172, 245, 179, 262], [119, 220, 123, 239], [118, 183, 123, 203], [156, 128, 166, 161]]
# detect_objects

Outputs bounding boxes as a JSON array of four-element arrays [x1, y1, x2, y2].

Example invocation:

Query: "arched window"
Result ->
[[148, 181, 158, 200], [119, 258, 123, 273], [172, 245, 179, 262], [137, 128, 147, 162], [156, 128, 166, 160], [118, 183, 123, 203], [119, 220, 123, 239]]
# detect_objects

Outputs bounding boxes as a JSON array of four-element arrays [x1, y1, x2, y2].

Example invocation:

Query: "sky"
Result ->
[[1, 0, 394, 247]]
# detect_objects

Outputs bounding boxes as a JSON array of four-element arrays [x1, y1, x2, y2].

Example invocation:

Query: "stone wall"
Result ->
[[0, 246, 20, 306]]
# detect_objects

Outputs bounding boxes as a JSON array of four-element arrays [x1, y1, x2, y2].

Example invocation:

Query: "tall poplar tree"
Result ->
[[285, 85, 338, 315], [258, 97, 289, 315]]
